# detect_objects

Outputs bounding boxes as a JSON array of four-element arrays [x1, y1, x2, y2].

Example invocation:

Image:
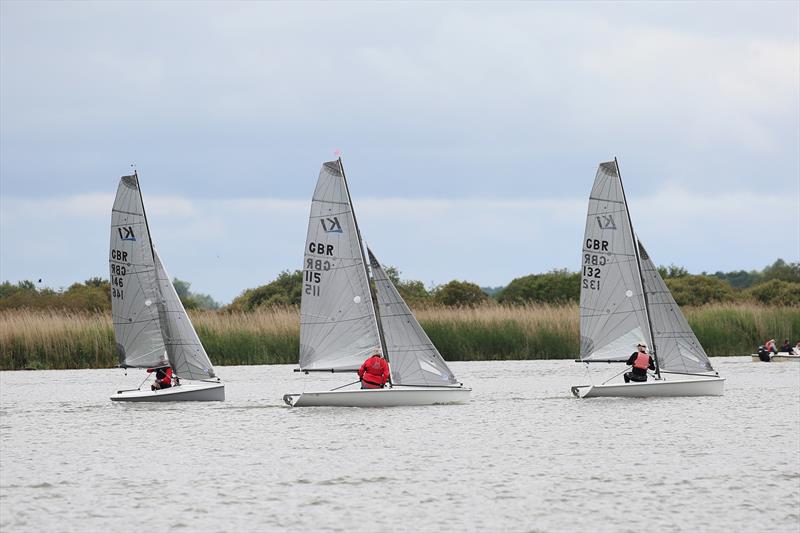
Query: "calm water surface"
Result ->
[[1, 358, 798, 532]]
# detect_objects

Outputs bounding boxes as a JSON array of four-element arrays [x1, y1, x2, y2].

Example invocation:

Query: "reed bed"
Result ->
[[0, 310, 114, 370], [416, 304, 579, 360], [0, 304, 797, 370], [192, 308, 299, 366]]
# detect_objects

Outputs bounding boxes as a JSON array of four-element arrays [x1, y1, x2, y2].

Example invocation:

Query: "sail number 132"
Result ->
[[582, 253, 604, 291]]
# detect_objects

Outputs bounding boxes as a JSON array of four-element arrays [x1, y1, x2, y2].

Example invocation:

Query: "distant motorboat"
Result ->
[[571, 159, 724, 398], [751, 352, 800, 363]]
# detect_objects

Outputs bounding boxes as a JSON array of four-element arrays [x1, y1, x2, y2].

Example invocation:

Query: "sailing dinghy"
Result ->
[[283, 159, 471, 407], [109, 173, 224, 402], [571, 159, 724, 398]]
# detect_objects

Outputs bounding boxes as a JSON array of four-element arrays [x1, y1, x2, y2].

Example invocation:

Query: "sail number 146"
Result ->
[[110, 249, 128, 300]]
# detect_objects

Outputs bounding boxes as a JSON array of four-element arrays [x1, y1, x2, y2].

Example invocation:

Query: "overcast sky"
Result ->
[[1, 1, 798, 303]]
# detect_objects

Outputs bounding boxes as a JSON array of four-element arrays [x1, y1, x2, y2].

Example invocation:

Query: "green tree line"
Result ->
[[225, 258, 798, 311], [0, 277, 219, 312], [2, 259, 797, 312]]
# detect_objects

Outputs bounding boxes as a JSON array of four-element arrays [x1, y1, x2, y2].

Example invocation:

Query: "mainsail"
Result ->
[[153, 248, 217, 380], [299, 160, 383, 371], [637, 241, 714, 373], [110, 174, 168, 369], [368, 248, 458, 386], [579, 161, 652, 362]]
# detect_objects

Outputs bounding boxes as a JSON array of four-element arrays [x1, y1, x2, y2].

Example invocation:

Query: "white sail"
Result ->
[[368, 248, 458, 386], [579, 161, 652, 362], [153, 248, 217, 380], [637, 241, 715, 374], [109, 174, 168, 369], [299, 160, 383, 371]]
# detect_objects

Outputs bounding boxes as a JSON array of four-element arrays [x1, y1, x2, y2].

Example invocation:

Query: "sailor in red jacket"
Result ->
[[624, 343, 655, 383], [358, 353, 390, 389], [147, 366, 173, 390]]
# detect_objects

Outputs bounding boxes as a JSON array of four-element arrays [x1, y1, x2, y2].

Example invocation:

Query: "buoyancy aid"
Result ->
[[359, 356, 389, 386], [633, 352, 650, 371]]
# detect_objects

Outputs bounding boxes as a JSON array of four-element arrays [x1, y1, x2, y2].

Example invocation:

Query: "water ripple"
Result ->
[[1, 358, 798, 532]]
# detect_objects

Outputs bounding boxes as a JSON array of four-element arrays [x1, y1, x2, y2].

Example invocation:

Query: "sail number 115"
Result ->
[[304, 258, 330, 297]]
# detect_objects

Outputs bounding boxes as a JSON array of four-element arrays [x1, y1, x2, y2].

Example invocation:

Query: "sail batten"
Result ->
[[368, 248, 458, 386], [299, 160, 383, 371]]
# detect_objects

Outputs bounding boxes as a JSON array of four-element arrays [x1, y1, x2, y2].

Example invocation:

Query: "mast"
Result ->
[[614, 157, 661, 379], [337, 158, 389, 364]]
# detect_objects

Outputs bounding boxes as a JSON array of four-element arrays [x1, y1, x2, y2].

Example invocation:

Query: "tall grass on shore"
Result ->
[[0, 304, 797, 370], [417, 304, 579, 360], [0, 310, 114, 370], [192, 308, 299, 366]]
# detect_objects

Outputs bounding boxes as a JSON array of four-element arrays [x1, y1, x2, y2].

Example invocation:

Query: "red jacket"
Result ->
[[358, 355, 390, 387], [148, 367, 173, 386]]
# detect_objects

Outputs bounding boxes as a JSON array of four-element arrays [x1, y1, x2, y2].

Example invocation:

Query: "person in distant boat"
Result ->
[[757, 344, 772, 362], [766, 339, 778, 354], [358, 353, 390, 389], [148, 366, 173, 390], [780, 340, 792, 353], [794, 341, 800, 356], [624, 343, 655, 383]]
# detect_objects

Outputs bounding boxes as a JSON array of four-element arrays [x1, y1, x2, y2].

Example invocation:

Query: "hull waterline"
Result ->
[[284, 386, 471, 407], [571, 377, 725, 398], [110, 381, 225, 402]]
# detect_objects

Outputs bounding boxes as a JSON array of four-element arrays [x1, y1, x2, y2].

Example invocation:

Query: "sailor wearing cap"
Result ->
[[624, 343, 655, 383]]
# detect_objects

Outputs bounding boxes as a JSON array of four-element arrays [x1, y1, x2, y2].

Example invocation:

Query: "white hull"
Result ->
[[110, 381, 225, 402], [284, 386, 471, 407], [751, 352, 800, 363], [571, 376, 725, 398]]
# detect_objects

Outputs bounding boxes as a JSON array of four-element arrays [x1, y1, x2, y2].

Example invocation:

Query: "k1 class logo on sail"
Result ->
[[596, 215, 616, 230], [118, 226, 136, 241], [320, 217, 342, 233]]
